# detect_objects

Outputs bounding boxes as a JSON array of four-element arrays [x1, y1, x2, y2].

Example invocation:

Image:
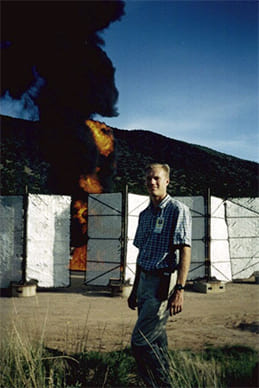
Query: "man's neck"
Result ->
[[151, 193, 167, 208]]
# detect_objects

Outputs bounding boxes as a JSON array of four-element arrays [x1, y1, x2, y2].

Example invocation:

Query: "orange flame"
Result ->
[[71, 246, 87, 271], [86, 119, 114, 157], [73, 199, 88, 234], [73, 200, 88, 224], [70, 120, 114, 271], [79, 168, 102, 194]]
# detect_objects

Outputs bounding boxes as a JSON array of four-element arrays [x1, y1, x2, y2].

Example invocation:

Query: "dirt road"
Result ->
[[0, 279, 258, 354]]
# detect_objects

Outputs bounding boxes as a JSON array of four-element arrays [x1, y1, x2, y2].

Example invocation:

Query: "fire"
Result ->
[[70, 119, 115, 271], [70, 246, 87, 271], [86, 119, 114, 157], [73, 199, 88, 233], [73, 200, 87, 224], [70, 199, 88, 270], [79, 168, 102, 194]]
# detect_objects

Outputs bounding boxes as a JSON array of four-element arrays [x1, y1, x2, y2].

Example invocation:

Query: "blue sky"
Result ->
[[95, 0, 258, 162]]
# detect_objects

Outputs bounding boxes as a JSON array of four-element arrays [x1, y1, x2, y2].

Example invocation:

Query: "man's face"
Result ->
[[146, 167, 169, 200]]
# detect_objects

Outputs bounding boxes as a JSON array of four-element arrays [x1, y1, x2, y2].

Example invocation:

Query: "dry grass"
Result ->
[[0, 311, 257, 388]]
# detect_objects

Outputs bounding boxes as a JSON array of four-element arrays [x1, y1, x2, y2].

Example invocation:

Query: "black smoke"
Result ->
[[1, 1, 124, 195], [1, 1, 124, 119]]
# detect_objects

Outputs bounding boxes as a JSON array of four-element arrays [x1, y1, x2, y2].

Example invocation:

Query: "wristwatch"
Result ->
[[174, 284, 185, 291]]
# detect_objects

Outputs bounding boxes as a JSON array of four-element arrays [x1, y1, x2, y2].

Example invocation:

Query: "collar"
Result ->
[[149, 194, 171, 212], [158, 194, 171, 209]]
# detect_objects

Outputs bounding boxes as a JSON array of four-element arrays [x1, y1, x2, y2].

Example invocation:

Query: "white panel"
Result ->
[[190, 240, 205, 262], [125, 194, 150, 284], [174, 196, 206, 281], [211, 240, 230, 263], [127, 215, 140, 240], [211, 262, 232, 281], [188, 263, 206, 280], [211, 196, 225, 218], [210, 238, 232, 281], [124, 240, 139, 284], [86, 262, 121, 286], [211, 218, 229, 239], [226, 198, 259, 217], [192, 217, 205, 239], [188, 240, 206, 280], [128, 193, 149, 216], [226, 197, 259, 280], [87, 239, 121, 263], [26, 241, 69, 265], [125, 263, 136, 285], [126, 240, 140, 264], [88, 214, 122, 239], [26, 195, 71, 287], [86, 193, 122, 285], [210, 196, 232, 280], [229, 238, 259, 257], [211, 197, 229, 240], [227, 218, 258, 238], [173, 196, 205, 216], [88, 193, 122, 215], [231, 258, 259, 279], [0, 196, 23, 287]]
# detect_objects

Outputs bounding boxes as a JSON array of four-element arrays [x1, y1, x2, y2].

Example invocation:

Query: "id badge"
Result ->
[[154, 217, 164, 234]]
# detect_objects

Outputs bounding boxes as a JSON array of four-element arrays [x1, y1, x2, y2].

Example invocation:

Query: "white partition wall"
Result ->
[[26, 194, 71, 287], [225, 198, 259, 279], [1, 193, 258, 289], [125, 194, 150, 284], [123, 194, 259, 283], [210, 197, 232, 281], [86, 193, 123, 286], [105, 194, 208, 284], [174, 196, 206, 280], [0, 196, 23, 287]]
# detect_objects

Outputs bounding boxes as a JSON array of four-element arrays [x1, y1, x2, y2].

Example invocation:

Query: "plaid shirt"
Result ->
[[133, 195, 192, 271]]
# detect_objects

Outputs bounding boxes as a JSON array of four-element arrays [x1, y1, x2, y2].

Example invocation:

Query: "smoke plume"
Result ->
[[1, 1, 124, 119], [0, 69, 45, 121], [1, 1, 124, 195]]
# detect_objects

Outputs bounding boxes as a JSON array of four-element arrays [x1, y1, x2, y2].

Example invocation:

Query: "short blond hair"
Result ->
[[145, 163, 170, 178]]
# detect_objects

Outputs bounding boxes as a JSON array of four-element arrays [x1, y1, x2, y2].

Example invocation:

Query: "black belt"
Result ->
[[140, 266, 178, 275], [140, 267, 168, 275]]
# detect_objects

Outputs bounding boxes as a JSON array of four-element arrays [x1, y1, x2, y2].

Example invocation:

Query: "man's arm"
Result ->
[[128, 264, 141, 310], [168, 245, 191, 316]]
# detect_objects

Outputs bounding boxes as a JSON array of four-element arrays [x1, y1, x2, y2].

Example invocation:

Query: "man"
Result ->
[[128, 163, 192, 387]]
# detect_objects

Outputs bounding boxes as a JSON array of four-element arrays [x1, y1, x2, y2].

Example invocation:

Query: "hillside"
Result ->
[[113, 128, 258, 198], [1, 115, 258, 198]]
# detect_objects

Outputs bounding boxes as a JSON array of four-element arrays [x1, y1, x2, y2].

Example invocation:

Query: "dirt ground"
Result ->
[[0, 274, 258, 354]]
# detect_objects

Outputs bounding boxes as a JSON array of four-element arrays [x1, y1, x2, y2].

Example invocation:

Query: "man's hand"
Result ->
[[168, 290, 184, 316], [167, 245, 191, 316], [128, 291, 138, 310]]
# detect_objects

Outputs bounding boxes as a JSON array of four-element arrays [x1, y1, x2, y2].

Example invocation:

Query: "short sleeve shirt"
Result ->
[[133, 195, 192, 271]]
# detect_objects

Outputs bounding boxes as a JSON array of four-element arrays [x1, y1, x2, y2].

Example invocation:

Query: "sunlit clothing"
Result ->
[[134, 195, 192, 271]]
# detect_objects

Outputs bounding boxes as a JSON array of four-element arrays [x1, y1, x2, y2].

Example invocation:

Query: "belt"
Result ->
[[140, 267, 168, 275], [140, 266, 178, 275]]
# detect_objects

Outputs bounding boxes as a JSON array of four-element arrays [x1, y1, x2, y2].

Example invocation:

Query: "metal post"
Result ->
[[22, 186, 29, 284], [120, 184, 128, 284], [204, 187, 211, 282]]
